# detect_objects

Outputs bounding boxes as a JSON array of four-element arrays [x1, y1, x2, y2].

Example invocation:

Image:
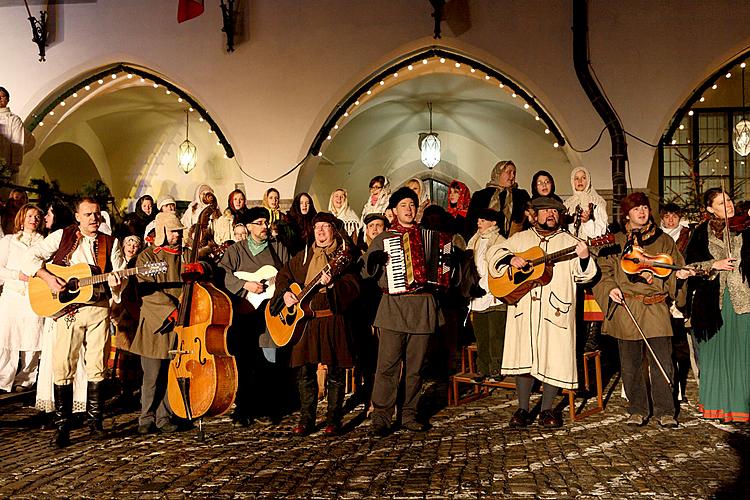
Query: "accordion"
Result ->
[[382, 229, 453, 294]]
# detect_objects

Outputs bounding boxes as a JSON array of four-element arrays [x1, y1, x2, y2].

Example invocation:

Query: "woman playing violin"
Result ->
[[684, 188, 750, 423]]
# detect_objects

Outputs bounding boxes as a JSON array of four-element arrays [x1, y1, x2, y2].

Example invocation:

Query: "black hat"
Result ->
[[388, 187, 419, 210], [312, 211, 338, 227], [660, 202, 682, 215], [363, 212, 390, 227], [530, 196, 567, 213], [243, 206, 270, 224], [476, 208, 500, 223]]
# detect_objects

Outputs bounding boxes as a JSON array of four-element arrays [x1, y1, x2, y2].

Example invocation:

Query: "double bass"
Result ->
[[167, 207, 238, 428]]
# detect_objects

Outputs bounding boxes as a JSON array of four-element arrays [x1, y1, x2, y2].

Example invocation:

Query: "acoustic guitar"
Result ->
[[488, 233, 614, 305], [265, 248, 351, 347], [233, 265, 278, 309], [29, 261, 168, 317]]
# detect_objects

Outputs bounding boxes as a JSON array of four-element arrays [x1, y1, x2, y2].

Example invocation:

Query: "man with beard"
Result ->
[[129, 212, 186, 434], [487, 196, 596, 428], [219, 206, 290, 426]]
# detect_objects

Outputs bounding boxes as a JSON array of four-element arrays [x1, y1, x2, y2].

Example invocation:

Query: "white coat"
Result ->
[[487, 227, 597, 389]]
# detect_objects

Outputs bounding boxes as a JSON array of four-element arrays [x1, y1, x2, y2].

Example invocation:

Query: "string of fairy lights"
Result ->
[[28, 63, 235, 160], [308, 47, 567, 159]]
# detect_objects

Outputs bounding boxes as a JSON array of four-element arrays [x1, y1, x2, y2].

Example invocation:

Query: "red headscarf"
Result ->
[[447, 180, 471, 218]]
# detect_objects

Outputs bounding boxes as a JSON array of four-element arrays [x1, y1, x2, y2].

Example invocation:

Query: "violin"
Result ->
[[727, 212, 750, 233], [620, 246, 711, 278]]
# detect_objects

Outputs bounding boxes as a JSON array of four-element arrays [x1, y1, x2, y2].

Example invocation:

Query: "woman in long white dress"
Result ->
[[0, 204, 45, 392], [563, 166, 609, 239], [34, 202, 88, 417]]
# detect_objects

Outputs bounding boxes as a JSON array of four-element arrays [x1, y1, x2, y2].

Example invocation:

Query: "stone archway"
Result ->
[[20, 63, 235, 212], [297, 47, 574, 212]]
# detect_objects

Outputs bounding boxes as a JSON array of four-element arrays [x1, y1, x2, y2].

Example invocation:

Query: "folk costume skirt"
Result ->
[[698, 291, 750, 422]]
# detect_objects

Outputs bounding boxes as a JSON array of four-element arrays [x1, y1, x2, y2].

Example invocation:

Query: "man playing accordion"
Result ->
[[362, 187, 442, 437]]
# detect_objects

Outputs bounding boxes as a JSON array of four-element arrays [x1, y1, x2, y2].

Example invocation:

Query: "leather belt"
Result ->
[[313, 309, 333, 318], [624, 292, 668, 305]]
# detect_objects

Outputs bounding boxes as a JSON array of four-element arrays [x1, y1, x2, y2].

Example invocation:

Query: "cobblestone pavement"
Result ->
[[0, 376, 748, 499]]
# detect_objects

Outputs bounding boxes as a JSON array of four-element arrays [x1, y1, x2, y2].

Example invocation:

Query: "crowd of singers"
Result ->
[[0, 160, 749, 448]]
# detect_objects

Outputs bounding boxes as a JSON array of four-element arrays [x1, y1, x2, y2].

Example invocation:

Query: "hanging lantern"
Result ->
[[178, 110, 197, 173], [734, 65, 750, 157], [420, 133, 441, 169], [733, 120, 750, 157], [418, 101, 441, 169]]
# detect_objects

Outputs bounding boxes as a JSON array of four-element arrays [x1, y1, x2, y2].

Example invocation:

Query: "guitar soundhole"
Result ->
[[514, 269, 531, 285], [58, 280, 80, 304]]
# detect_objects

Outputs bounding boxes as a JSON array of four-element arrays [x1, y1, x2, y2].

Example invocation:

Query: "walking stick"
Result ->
[[617, 294, 673, 389]]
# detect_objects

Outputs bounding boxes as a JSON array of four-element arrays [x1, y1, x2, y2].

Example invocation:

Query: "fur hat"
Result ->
[[475, 208, 500, 223], [530, 196, 567, 213], [154, 212, 185, 246], [387, 186, 419, 210], [243, 206, 270, 224], [620, 192, 651, 216]]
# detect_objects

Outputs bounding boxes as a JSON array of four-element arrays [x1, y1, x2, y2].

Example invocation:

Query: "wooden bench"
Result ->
[[448, 345, 605, 422]]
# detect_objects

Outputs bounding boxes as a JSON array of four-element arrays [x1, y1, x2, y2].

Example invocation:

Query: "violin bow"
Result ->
[[616, 292, 672, 388], [720, 175, 733, 260]]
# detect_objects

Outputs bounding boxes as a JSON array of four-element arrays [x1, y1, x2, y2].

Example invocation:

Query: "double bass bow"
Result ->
[[167, 207, 238, 434]]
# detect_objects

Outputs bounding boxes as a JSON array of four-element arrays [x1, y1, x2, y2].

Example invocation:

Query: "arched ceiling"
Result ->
[[25, 80, 232, 211], [309, 72, 571, 211]]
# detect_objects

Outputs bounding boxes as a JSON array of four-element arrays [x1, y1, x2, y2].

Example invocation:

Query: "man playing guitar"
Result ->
[[23, 197, 127, 447], [218, 206, 290, 427], [487, 196, 596, 428]]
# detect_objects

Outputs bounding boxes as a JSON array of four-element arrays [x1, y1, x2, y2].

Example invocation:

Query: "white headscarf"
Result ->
[[406, 178, 430, 205], [361, 176, 391, 220], [328, 188, 362, 236], [564, 167, 606, 211], [181, 183, 214, 228]]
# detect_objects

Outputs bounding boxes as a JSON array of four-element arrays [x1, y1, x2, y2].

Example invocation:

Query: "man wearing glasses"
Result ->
[[219, 206, 290, 427]]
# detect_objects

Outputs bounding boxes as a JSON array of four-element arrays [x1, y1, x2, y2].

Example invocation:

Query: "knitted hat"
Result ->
[[620, 192, 651, 216], [157, 196, 176, 210], [387, 186, 419, 210]]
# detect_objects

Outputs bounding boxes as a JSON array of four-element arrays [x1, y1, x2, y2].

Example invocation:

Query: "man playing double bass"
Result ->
[[218, 206, 290, 426], [129, 212, 186, 434], [487, 196, 596, 428], [23, 197, 127, 447]]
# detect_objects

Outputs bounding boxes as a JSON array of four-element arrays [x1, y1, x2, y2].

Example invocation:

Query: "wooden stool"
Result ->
[[448, 344, 517, 405], [562, 350, 604, 422]]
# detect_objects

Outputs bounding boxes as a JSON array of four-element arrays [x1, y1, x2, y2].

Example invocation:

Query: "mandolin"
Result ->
[[265, 248, 351, 347], [28, 261, 167, 317], [488, 233, 615, 305]]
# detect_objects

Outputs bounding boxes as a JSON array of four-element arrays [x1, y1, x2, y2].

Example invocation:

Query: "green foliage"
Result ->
[[79, 179, 113, 210]]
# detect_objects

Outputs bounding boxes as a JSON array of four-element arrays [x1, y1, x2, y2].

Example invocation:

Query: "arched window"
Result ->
[[423, 178, 450, 208]]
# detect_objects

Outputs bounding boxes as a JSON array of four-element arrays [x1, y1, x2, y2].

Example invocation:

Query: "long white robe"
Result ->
[[487, 228, 597, 389], [0, 107, 25, 171]]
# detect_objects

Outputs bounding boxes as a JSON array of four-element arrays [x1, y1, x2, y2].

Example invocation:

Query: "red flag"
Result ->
[[178, 0, 204, 23]]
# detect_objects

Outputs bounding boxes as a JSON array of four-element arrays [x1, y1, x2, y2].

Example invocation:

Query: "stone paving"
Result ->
[[0, 377, 748, 499]]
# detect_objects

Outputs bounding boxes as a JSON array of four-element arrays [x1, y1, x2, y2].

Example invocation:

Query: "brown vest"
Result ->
[[51, 224, 115, 274]]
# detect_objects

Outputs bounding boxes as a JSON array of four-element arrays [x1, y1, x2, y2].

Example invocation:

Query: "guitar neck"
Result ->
[[295, 264, 331, 302], [529, 244, 579, 267], [78, 266, 141, 287]]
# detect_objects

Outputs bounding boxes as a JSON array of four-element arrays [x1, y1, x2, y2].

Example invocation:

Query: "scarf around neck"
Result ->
[[304, 239, 339, 286], [247, 237, 269, 256]]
